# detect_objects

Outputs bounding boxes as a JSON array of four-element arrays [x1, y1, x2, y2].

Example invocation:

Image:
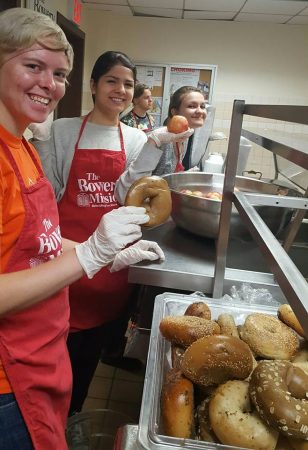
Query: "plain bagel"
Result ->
[[124, 175, 172, 227], [278, 304, 305, 338], [160, 368, 194, 439], [217, 313, 239, 338]]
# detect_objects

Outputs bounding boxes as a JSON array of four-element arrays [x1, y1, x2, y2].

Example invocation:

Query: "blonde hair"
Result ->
[[0, 8, 73, 71]]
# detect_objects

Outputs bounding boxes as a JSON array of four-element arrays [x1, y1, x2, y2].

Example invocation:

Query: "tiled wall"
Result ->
[[209, 93, 308, 180]]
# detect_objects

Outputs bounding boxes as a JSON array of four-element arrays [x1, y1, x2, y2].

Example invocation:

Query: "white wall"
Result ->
[[80, 10, 308, 177], [19, 4, 307, 175], [80, 10, 308, 102]]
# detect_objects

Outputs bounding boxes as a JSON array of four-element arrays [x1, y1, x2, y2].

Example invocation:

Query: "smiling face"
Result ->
[[0, 43, 69, 136], [172, 91, 207, 129], [90, 64, 135, 123]]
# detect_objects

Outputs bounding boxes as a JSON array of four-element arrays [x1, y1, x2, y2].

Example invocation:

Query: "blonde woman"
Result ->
[[0, 8, 163, 449]]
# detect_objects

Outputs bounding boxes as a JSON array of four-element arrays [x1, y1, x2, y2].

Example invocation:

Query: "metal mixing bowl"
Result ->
[[163, 172, 299, 239]]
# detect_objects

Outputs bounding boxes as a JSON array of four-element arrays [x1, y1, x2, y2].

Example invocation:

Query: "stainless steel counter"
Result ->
[[128, 218, 307, 302]]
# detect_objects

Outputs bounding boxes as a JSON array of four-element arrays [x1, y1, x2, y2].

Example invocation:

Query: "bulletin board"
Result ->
[[136, 62, 217, 126], [134, 65, 165, 126]]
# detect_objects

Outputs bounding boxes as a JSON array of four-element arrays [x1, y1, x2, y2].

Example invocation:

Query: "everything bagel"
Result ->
[[209, 380, 279, 450], [124, 176, 171, 227]]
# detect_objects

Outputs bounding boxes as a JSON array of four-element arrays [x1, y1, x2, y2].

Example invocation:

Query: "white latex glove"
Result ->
[[75, 206, 149, 279], [187, 166, 200, 172], [28, 112, 54, 140], [148, 126, 194, 147], [110, 240, 165, 273]]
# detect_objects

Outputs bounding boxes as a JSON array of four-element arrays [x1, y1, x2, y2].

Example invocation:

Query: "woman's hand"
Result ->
[[75, 206, 150, 279], [110, 240, 165, 272], [148, 126, 194, 148]]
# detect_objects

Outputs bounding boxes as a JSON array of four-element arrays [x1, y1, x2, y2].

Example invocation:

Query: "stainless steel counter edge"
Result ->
[[128, 264, 285, 300]]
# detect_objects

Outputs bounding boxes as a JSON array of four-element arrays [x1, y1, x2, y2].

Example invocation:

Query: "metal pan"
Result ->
[[163, 172, 301, 239]]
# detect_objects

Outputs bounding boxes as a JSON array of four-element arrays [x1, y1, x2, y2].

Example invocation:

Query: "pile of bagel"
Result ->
[[159, 302, 308, 450]]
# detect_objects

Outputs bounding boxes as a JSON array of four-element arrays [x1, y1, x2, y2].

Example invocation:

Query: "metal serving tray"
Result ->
[[138, 292, 279, 450]]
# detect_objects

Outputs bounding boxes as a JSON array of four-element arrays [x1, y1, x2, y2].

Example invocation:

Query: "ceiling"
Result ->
[[81, 0, 308, 24]]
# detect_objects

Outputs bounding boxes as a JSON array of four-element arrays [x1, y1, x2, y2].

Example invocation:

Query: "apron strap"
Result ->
[[132, 111, 153, 132], [75, 113, 125, 152], [0, 137, 44, 189], [75, 113, 91, 151], [175, 142, 185, 172]]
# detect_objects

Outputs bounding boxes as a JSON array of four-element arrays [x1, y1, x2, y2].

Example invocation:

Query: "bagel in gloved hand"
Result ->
[[125, 176, 171, 227]]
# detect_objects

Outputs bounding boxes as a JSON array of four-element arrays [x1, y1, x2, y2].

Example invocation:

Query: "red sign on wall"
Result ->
[[68, 0, 82, 26]]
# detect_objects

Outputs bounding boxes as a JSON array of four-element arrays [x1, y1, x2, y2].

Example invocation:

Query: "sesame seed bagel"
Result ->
[[181, 335, 254, 387], [184, 302, 211, 320], [159, 315, 220, 347], [209, 380, 279, 450], [240, 313, 299, 359], [249, 360, 308, 440], [293, 347, 308, 364]]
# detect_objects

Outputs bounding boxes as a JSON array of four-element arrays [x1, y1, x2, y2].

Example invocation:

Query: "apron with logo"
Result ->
[[0, 137, 71, 449], [58, 114, 133, 331]]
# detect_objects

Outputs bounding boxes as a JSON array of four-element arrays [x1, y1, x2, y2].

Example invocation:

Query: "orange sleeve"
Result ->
[[0, 164, 3, 236]]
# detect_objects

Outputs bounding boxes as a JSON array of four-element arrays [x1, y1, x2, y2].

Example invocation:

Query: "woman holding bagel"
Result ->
[[0, 8, 166, 450], [31, 50, 192, 417]]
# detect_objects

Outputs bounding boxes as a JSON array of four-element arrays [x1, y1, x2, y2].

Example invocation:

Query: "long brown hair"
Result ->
[[167, 86, 204, 119]]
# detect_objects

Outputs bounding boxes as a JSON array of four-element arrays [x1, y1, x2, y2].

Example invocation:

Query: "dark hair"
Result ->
[[167, 85, 204, 119], [133, 83, 150, 100], [91, 51, 137, 102]]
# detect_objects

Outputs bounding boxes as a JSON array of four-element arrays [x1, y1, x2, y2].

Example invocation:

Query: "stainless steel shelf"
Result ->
[[243, 104, 308, 125], [214, 101, 308, 334], [128, 219, 306, 303]]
